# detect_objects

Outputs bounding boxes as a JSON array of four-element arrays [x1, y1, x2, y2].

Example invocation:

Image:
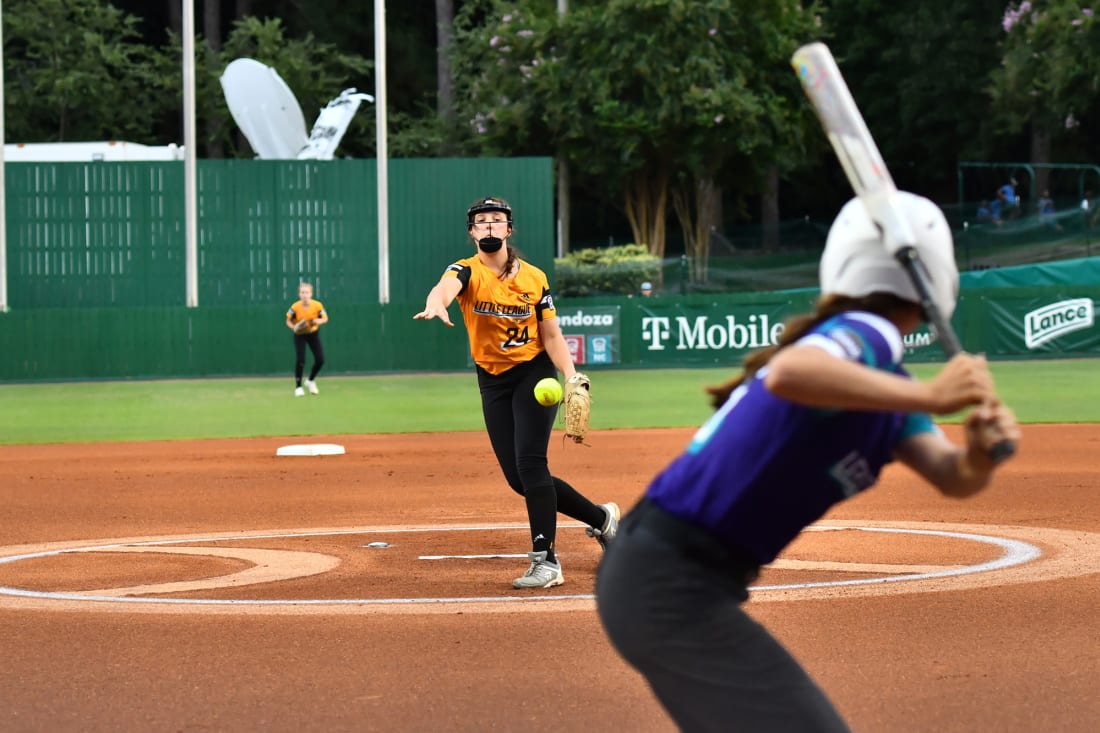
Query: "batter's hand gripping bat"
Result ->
[[791, 42, 1015, 462]]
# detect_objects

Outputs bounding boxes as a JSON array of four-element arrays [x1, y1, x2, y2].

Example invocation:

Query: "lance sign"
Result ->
[[1024, 298, 1094, 349]]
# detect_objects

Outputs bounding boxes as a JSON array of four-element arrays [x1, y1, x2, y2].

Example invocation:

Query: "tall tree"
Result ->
[[205, 0, 224, 52], [821, 0, 1010, 208], [149, 17, 371, 157], [452, 0, 822, 268], [670, 1, 822, 267], [436, 0, 456, 127], [990, 1, 1100, 196], [3, 0, 167, 142]]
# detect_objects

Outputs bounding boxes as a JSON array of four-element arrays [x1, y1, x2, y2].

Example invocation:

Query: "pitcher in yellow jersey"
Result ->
[[414, 196, 620, 589]]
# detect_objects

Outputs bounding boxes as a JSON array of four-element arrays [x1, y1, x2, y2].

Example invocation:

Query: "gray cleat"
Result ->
[[512, 550, 564, 589], [586, 502, 620, 551]]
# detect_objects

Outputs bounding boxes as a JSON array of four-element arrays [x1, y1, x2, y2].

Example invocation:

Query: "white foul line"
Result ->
[[419, 554, 528, 560]]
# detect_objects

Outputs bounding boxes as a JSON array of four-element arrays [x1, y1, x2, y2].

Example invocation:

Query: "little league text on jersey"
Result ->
[[472, 301, 533, 319]]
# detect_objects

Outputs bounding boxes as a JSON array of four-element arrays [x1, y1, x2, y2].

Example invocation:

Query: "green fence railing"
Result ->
[[3, 257, 1097, 381]]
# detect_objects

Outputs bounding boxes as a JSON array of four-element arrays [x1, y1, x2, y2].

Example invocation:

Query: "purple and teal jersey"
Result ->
[[646, 311, 938, 565]]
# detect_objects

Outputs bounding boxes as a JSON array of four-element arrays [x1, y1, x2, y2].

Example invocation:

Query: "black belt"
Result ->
[[627, 498, 760, 585]]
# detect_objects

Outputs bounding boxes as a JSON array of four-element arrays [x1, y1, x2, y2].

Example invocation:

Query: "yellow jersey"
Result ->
[[287, 299, 326, 334], [443, 256, 556, 375]]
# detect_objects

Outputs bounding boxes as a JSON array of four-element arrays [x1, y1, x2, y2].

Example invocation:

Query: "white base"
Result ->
[[276, 443, 346, 457]]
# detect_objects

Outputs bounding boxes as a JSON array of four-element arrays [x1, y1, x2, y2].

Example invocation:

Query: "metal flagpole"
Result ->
[[555, 0, 568, 258], [375, 0, 390, 305], [0, 0, 8, 313], [183, 0, 199, 307]]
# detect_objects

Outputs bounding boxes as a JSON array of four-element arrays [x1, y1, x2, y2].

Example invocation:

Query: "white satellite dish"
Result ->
[[220, 58, 373, 160], [220, 58, 309, 159]]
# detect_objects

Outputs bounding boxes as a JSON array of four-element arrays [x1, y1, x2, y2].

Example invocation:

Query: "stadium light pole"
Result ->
[[182, 0, 199, 307], [0, 0, 8, 313], [376, 0, 390, 305], [555, 0, 568, 257]]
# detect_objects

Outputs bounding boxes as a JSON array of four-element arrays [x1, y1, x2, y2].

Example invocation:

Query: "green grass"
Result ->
[[1, 359, 1095, 445], [906, 359, 1095, 425]]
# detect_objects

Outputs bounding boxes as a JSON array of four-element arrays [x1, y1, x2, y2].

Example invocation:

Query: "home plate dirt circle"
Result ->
[[1, 520, 1099, 616]]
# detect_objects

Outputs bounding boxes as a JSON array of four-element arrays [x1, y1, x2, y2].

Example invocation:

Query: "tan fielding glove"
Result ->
[[563, 373, 592, 444]]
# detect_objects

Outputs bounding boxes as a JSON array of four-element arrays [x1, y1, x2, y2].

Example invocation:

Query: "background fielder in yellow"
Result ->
[[285, 282, 328, 397]]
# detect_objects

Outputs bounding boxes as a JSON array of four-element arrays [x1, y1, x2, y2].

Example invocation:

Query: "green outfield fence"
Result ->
[[3, 259, 1099, 380], [6, 157, 555, 308], [2, 158, 1099, 381]]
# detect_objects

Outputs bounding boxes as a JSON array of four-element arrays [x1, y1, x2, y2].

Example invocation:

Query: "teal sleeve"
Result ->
[[900, 411, 936, 441]]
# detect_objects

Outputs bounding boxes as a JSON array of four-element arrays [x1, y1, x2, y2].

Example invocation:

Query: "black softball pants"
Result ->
[[293, 332, 325, 383], [596, 499, 851, 733], [476, 351, 605, 557]]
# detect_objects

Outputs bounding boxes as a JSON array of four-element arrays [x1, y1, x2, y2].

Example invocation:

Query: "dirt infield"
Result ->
[[1, 425, 1098, 732]]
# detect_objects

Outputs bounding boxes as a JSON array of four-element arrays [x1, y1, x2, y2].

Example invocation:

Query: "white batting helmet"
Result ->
[[820, 192, 959, 319]]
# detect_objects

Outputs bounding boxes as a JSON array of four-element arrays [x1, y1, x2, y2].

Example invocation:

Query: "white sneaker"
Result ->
[[305, 379, 319, 395], [294, 387, 305, 397], [512, 551, 564, 589]]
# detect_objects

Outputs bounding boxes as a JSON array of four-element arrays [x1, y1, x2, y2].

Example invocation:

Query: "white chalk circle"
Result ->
[[0, 521, 1097, 614]]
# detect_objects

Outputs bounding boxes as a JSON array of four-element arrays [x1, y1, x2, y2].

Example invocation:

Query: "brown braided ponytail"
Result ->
[[500, 245, 519, 280]]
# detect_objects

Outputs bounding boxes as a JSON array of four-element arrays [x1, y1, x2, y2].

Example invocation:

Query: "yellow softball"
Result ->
[[533, 377, 563, 406]]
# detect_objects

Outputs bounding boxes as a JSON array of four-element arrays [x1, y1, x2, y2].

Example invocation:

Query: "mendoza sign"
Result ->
[[556, 305, 621, 365]]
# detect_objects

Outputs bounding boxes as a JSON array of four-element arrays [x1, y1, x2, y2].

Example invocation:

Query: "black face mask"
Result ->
[[477, 236, 504, 253]]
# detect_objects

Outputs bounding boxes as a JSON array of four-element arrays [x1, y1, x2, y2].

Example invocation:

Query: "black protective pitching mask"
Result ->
[[477, 235, 504, 253]]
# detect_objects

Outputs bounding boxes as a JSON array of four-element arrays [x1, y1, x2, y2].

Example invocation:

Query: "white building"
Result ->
[[3, 141, 185, 162]]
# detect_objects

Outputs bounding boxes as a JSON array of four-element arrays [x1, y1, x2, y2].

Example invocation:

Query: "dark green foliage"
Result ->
[[3, 0, 165, 142], [553, 244, 661, 296]]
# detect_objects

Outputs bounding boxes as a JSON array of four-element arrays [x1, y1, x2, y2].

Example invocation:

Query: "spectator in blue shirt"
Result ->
[[990, 190, 1005, 224], [999, 177, 1020, 219], [1039, 190, 1063, 232]]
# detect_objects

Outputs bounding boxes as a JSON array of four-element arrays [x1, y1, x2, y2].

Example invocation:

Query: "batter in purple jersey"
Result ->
[[596, 192, 1021, 733]]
